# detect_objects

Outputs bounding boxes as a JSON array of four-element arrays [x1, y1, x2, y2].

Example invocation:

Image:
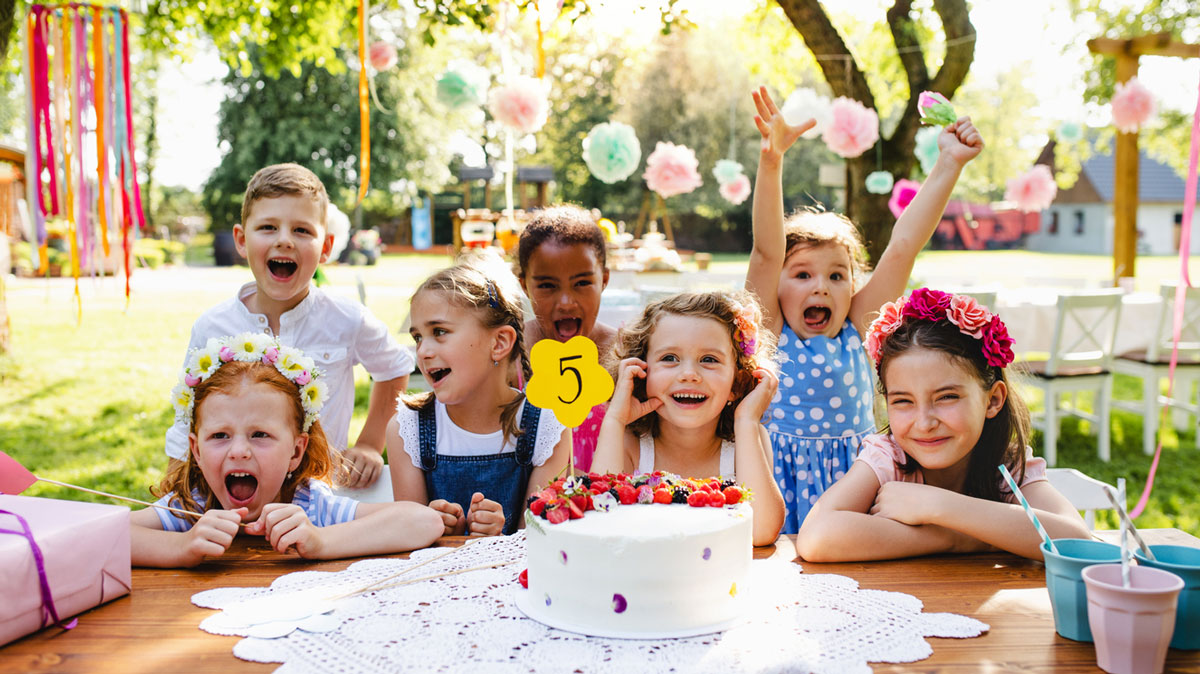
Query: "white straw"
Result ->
[[1103, 484, 1155, 561]]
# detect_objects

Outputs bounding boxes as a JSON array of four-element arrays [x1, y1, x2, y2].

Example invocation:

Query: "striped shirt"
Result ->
[[153, 479, 359, 532]]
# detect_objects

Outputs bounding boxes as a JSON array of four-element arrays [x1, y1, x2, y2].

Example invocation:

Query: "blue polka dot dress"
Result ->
[[768, 320, 876, 533]]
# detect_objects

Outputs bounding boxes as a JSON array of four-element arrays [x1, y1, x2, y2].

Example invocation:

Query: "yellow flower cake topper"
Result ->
[[525, 336, 614, 428]]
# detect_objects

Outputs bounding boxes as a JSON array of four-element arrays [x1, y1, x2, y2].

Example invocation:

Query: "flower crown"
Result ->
[[171, 333, 328, 432], [865, 288, 1015, 369], [731, 305, 758, 358]]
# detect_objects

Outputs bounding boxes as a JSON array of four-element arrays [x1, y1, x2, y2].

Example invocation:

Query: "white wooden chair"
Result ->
[[333, 471, 395, 504], [1023, 289, 1124, 466], [1113, 283, 1200, 455], [1045, 467, 1115, 530], [958, 289, 998, 311]]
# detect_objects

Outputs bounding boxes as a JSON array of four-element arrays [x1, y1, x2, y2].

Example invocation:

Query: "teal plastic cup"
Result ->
[[1042, 538, 1122, 642], [1134, 544, 1200, 650]]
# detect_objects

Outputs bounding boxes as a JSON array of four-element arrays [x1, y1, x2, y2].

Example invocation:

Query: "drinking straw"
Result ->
[[1119, 478, 1130, 588], [998, 464, 1057, 554], [1103, 484, 1156, 561]]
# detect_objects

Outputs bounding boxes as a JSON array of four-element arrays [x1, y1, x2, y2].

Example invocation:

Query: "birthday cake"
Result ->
[[519, 473, 753, 637]]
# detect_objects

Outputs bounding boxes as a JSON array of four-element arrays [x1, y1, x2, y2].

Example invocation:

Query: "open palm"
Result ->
[[752, 86, 816, 160]]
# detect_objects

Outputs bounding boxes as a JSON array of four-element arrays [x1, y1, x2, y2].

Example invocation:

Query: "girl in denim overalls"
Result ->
[[388, 255, 571, 536]]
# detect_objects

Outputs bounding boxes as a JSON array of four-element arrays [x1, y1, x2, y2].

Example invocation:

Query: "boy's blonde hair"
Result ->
[[403, 251, 531, 445], [241, 163, 329, 226], [610, 289, 778, 441], [153, 360, 339, 522], [784, 208, 869, 288]]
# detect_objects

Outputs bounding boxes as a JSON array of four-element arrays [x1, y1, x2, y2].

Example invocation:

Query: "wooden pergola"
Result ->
[[1087, 33, 1199, 285]]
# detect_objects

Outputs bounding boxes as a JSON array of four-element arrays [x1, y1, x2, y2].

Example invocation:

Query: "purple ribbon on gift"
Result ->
[[0, 509, 78, 632]]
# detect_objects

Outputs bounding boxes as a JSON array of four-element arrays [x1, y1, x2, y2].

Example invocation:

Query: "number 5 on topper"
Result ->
[[525, 336, 614, 429]]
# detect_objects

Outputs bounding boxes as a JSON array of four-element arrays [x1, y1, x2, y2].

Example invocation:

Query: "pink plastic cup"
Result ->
[[1082, 563, 1184, 674]]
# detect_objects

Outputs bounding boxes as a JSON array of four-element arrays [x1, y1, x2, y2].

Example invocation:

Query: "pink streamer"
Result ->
[[73, 10, 91, 270], [31, 8, 59, 219], [120, 15, 144, 231], [1129, 72, 1200, 520]]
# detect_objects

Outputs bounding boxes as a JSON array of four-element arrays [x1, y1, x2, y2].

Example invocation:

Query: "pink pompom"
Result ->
[[184, 373, 201, 387], [719, 174, 751, 205], [1004, 165, 1057, 213], [888, 179, 921, 219], [1110, 77, 1155, 134], [822, 97, 880, 158], [368, 42, 398, 71], [488, 76, 550, 135], [643, 141, 703, 199]]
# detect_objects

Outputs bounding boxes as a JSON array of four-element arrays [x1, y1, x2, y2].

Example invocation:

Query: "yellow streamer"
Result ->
[[61, 10, 80, 322], [355, 0, 370, 206], [93, 8, 109, 257], [535, 7, 545, 79]]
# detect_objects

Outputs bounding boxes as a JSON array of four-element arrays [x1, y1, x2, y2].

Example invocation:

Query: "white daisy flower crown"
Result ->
[[171, 333, 328, 432]]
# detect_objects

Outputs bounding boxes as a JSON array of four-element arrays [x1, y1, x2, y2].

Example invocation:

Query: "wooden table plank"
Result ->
[[3, 533, 1198, 673]]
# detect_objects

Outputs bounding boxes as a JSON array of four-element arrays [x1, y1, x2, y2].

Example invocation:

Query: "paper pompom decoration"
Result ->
[[917, 91, 956, 127], [888, 179, 921, 219], [436, 61, 489, 110], [1004, 164, 1057, 213], [582, 122, 642, 184], [865, 171, 894, 195], [719, 174, 752, 205], [1111, 77, 1155, 134], [643, 142, 703, 199], [781, 88, 832, 139], [489, 76, 550, 135], [823, 97, 879, 158], [1056, 121, 1084, 143], [369, 42, 398, 71], [914, 126, 941, 175], [712, 159, 744, 186]]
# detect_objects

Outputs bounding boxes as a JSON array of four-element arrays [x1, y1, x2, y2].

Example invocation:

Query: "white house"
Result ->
[[1024, 143, 1198, 255]]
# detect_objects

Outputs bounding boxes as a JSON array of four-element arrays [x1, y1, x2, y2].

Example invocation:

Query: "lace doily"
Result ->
[[193, 533, 987, 674]]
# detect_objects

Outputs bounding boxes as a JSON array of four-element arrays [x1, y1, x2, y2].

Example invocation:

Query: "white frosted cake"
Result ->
[[522, 501, 753, 637]]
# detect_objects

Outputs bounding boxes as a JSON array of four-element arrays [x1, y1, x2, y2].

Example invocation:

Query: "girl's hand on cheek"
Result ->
[[735, 368, 778, 423], [610, 358, 662, 425]]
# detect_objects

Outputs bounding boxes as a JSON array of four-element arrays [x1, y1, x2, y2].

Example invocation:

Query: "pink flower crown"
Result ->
[[865, 288, 1015, 369], [171, 333, 327, 432], [732, 306, 758, 358]]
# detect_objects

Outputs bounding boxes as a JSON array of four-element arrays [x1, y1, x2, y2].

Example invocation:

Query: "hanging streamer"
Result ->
[[1129, 73, 1200, 520], [22, 3, 145, 307], [355, 0, 370, 206]]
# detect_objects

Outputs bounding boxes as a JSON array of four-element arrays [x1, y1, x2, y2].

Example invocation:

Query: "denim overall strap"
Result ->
[[513, 399, 540, 467], [417, 404, 438, 471]]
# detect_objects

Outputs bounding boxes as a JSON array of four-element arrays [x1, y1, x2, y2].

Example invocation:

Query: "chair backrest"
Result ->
[[1045, 467, 1115, 530], [959, 290, 998, 312], [1145, 283, 1200, 362], [1045, 289, 1124, 374]]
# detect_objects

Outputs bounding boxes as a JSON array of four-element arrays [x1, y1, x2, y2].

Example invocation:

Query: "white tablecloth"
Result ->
[[995, 289, 1162, 356]]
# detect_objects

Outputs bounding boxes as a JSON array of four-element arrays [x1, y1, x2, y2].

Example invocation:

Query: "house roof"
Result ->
[[1051, 140, 1199, 205]]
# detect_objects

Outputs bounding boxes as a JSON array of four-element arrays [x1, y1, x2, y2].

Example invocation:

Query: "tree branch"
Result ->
[[887, 0, 929, 94], [775, 0, 875, 108]]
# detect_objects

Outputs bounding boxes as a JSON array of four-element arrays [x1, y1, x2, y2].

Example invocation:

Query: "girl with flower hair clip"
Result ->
[[749, 87, 986, 534], [795, 289, 1089, 561], [132, 334, 443, 568], [591, 290, 786, 545]]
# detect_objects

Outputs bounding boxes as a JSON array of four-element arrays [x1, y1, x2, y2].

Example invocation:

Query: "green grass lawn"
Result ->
[[2, 248, 1197, 536]]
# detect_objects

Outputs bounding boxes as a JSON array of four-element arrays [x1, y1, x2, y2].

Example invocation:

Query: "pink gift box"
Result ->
[[0, 494, 131, 646]]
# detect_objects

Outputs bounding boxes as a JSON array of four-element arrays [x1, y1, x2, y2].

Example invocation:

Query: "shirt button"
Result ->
[[264, 328, 271, 335], [324, 352, 330, 359], [258, 317, 265, 323]]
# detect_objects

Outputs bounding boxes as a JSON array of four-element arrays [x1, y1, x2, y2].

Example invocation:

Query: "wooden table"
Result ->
[[3, 530, 1199, 673]]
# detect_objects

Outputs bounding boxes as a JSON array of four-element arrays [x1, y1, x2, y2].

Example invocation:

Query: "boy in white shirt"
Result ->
[[164, 163, 411, 487]]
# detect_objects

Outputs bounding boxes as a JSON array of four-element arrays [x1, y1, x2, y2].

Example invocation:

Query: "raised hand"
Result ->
[[938, 116, 984, 167], [752, 86, 817, 163], [608, 357, 663, 425], [465, 492, 505, 536], [341, 446, 384, 488], [181, 507, 246, 566]]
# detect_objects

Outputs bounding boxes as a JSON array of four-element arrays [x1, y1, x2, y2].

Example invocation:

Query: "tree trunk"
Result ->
[[774, 0, 975, 262]]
